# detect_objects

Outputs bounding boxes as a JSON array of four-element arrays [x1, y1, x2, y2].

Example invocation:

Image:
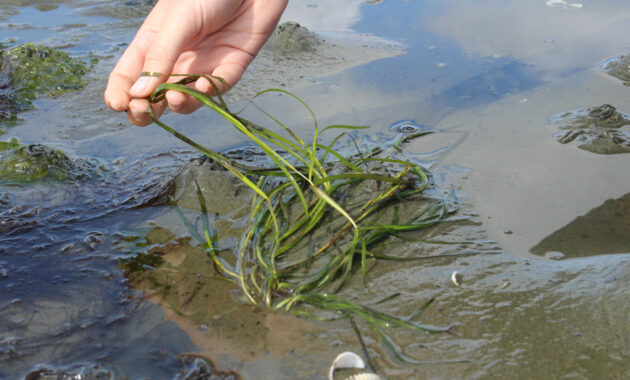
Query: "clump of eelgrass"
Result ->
[[145, 74, 455, 341]]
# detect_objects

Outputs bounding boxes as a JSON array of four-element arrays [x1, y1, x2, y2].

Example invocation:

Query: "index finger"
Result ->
[[104, 2, 168, 111]]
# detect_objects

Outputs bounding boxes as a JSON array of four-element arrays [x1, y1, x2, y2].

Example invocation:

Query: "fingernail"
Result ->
[[130, 76, 151, 96], [129, 104, 149, 120], [130, 108, 142, 120]]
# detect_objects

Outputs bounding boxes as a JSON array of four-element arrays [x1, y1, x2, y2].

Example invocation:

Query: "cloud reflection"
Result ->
[[424, 1, 630, 75], [280, 0, 364, 31]]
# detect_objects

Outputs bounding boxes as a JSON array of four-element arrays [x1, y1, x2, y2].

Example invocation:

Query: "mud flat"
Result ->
[[427, 68, 630, 257], [226, 22, 405, 102]]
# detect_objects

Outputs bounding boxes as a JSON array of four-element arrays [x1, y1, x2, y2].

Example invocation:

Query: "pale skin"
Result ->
[[104, 0, 288, 126]]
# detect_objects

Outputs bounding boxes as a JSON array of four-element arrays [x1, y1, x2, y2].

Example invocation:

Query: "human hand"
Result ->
[[104, 0, 287, 126]]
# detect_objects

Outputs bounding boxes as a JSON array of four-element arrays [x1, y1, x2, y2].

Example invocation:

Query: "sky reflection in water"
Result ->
[[1, 0, 630, 379]]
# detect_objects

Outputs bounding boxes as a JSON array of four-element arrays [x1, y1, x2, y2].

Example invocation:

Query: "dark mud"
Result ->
[[0, 148, 204, 379], [117, 180, 630, 379], [531, 192, 630, 258], [116, 194, 497, 379]]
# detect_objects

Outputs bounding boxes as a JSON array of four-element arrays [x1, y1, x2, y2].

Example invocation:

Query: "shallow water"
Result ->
[[1, 1, 629, 379]]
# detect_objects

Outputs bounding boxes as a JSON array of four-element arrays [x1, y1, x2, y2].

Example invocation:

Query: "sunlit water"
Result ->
[[1, 1, 629, 379]]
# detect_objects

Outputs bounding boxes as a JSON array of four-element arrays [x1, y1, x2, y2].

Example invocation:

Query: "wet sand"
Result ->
[[2, 1, 630, 379], [427, 69, 630, 257]]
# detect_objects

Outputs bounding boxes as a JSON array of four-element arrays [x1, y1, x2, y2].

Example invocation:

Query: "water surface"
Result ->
[[1, 1, 629, 379]]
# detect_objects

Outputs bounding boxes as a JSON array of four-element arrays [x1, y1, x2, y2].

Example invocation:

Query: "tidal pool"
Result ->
[[1, 1, 629, 379]]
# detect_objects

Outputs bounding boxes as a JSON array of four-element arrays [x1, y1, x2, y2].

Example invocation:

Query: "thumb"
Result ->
[[129, 4, 196, 98]]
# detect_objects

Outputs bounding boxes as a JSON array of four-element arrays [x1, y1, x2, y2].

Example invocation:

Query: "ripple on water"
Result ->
[[388, 119, 432, 134], [0, 150, 205, 379]]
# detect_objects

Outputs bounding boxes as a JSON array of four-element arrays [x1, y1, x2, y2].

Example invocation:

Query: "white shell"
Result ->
[[346, 373, 381, 380], [546, 0, 567, 6], [329, 352, 365, 380], [450, 271, 462, 286], [545, 0, 583, 9]]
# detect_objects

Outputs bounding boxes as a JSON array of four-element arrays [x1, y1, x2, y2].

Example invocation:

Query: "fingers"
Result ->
[[105, 1, 196, 115], [104, 49, 142, 112], [163, 68, 236, 114], [128, 98, 167, 126], [105, 0, 289, 124], [122, 76, 210, 125], [128, 4, 197, 99], [126, 75, 218, 125], [104, 75, 132, 112], [165, 90, 202, 114], [209, 62, 246, 94], [104, 1, 165, 113]]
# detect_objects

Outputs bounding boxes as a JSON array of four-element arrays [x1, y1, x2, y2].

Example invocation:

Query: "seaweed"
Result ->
[[140, 74, 456, 351], [0, 137, 104, 185], [0, 43, 95, 129]]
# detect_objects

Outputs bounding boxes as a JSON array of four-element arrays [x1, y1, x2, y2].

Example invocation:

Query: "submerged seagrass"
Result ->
[[142, 74, 456, 343]]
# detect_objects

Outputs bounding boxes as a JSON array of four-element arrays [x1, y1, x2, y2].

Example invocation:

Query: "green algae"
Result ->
[[0, 137, 104, 185], [6, 43, 93, 97], [267, 22, 320, 53], [0, 43, 95, 127]]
